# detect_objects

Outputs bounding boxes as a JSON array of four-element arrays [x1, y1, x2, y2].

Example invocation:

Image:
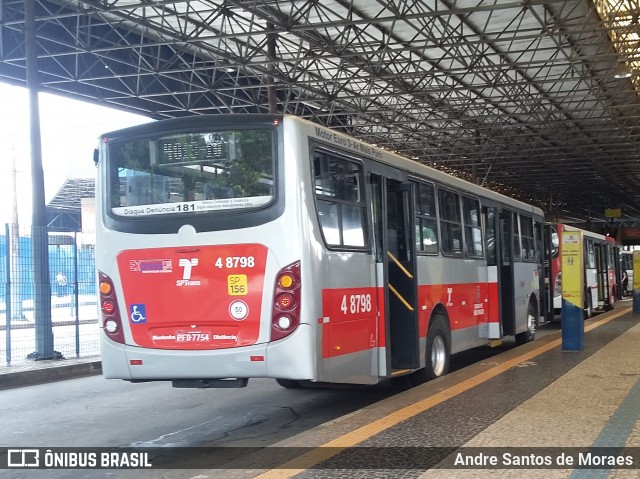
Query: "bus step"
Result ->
[[172, 378, 249, 389]]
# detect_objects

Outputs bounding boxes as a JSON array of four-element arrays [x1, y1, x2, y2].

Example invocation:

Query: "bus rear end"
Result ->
[[95, 115, 313, 387]]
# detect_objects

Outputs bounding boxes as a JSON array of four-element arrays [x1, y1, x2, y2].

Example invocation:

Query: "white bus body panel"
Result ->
[[101, 324, 315, 380], [97, 115, 545, 386]]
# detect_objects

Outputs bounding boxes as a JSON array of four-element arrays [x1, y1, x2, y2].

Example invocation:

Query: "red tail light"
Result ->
[[271, 261, 301, 341], [99, 271, 125, 344]]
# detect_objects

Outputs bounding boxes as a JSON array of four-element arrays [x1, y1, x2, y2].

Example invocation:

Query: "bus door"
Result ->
[[498, 209, 516, 336], [614, 247, 622, 300], [542, 223, 555, 322], [383, 179, 419, 371], [594, 242, 610, 309]]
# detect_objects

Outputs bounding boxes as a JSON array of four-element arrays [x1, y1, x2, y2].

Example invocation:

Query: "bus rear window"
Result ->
[[107, 128, 275, 217]]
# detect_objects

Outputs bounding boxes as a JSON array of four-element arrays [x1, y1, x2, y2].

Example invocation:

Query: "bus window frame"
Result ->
[[585, 239, 595, 269], [462, 195, 484, 259], [511, 210, 522, 262], [413, 180, 439, 256], [519, 214, 536, 263], [483, 205, 497, 266], [437, 186, 464, 257], [310, 145, 370, 252]]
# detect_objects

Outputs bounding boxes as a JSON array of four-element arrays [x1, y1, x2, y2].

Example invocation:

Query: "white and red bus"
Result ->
[[620, 250, 633, 297], [544, 224, 617, 318], [95, 114, 544, 388]]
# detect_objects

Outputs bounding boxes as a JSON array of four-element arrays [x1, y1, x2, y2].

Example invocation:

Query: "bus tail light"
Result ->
[[99, 271, 125, 344], [271, 261, 301, 341], [275, 292, 295, 310]]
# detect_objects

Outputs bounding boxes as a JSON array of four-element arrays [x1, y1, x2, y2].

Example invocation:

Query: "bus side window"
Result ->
[[483, 207, 496, 266], [520, 215, 535, 261], [415, 182, 438, 254], [512, 212, 521, 260], [438, 188, 462, 256], [316, 201, 341, 245], [313, 150, 367, 248], [586, 240, 595, 268], [608, 245, 615, 269], [462, 196, 483, 257]]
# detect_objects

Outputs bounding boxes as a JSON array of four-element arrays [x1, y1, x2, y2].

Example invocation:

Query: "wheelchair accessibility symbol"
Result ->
[[129, 304, 147, 324]]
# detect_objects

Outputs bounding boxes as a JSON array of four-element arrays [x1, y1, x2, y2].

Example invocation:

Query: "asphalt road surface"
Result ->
[[0, 321, 561, 478]]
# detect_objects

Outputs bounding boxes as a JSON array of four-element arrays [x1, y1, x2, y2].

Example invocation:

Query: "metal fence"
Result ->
[[1, 224, 99, 366]]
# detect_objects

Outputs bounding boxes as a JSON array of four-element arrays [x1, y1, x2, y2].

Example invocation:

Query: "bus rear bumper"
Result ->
[[100, 324, 315, 382]]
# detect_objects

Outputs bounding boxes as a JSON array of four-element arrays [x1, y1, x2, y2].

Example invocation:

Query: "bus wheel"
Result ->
[[425, 315, 450, 380], [275, 378, 301, 389], [516, 300, 536, 345], [390, 315, 450, 391]]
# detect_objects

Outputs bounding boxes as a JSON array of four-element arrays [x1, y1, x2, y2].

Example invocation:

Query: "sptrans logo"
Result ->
[[177, 258, 201, 287]]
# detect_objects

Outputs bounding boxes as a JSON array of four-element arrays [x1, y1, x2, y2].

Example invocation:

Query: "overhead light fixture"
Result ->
[[614, 63, 632, 79], [217, 62, 236, 73]]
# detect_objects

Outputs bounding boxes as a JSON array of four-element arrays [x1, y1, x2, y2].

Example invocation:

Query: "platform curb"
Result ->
[[0, 361, 102, 390]]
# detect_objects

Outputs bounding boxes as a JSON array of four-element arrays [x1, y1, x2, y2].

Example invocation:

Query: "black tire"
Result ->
[[425, 315, 450, 380], [515, 300, 536, 345], [275, 378, 301, 389], [390, 314, 451, 391]]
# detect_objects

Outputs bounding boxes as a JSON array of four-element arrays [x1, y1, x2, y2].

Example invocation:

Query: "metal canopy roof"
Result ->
[[1, 0, 640, 226]]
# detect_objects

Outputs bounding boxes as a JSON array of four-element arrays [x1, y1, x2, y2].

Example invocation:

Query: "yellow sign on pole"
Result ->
[[605, 208, 621, 218], [634, 251, 640, 314], [561, 231, 584, 308]]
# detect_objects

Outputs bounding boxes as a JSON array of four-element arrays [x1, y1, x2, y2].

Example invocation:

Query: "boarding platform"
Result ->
[[215, 300, 640, 478]]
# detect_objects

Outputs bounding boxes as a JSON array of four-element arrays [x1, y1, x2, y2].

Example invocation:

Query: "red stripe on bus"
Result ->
[[321, 287, 378, 359], [322, 281, 498, 359]]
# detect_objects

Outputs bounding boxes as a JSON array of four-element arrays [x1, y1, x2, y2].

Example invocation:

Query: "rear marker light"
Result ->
[[276, 293, 294, 310], [277, 316, 292, 330], [105, 320, 118, 334], [130, 360, 143, 366], [278, 274, 294, 289], [102, 300, 115, 314]]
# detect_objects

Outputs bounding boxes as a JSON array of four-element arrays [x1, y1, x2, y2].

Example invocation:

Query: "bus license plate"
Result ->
[[176, 330, 211, 342]]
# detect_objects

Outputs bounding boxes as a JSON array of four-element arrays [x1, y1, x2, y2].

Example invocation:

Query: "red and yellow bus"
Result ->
[[545, 224, 617, 318], [95, 114, 544, 388]]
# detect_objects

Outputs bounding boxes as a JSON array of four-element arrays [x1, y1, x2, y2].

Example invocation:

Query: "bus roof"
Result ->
[[289, 115, 544, 218], [558, 223, 613, 242]]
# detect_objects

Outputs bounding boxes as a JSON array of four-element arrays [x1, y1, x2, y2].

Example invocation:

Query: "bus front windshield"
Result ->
[[107, 128, 275, 218]]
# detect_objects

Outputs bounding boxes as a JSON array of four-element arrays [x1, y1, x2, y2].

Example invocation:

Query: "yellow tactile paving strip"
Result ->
[[251, 308, 632, 479], [422, 311, 640, 479]]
